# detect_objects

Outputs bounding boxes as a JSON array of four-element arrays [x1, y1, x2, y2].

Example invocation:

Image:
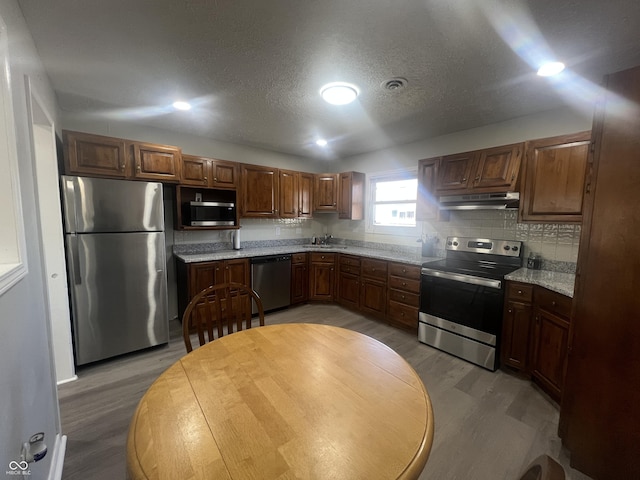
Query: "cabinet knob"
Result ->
[[203, 176, 208, 181], [120, 163, 126, 171], [518, 290, 522, 294], [461, 177, 467, 182], [508, 309, 513, 313], [214, 177, 218, 182], [402, 269, 406, 273], [552, 301, 557, 306], [402, 282, 407, 286], [321, 255, 325, 259], [401, 295, 406, 299], [136, 164, 141, 172]]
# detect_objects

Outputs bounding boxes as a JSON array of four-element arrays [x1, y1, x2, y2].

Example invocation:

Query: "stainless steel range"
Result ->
[[418, 236, 523, 371]]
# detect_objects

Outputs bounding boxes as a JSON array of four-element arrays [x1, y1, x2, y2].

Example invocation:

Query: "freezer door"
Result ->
[[62, 175, 164, 233], [67, 231, 169, 365]]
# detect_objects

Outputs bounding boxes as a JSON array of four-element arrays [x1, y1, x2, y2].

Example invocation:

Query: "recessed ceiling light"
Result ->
[[172, 101, 192, 111], [537, 62, 565, 77], [316, 139, 328, 147], [320, 82, 359, 105]]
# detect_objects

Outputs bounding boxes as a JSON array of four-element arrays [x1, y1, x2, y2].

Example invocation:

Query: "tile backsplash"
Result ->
[[424, 210, 581, 268]]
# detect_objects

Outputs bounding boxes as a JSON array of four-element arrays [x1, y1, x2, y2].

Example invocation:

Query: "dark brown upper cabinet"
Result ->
[[519, 131, 591, 223], [314, 173, 339, 212], [181, 154, 239, 189], [338, 172, 365, 220], [240, 164, 279, 218]]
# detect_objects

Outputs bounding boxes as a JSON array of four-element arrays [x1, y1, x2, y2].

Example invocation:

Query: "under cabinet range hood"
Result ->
[[438, 192, 520, 210]]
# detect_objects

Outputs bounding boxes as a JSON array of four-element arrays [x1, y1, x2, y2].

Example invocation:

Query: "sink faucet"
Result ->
[[324, 234, 332, 245]]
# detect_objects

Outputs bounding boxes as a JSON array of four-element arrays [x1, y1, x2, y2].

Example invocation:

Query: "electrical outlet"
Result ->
[[275, 227, 281, 236]]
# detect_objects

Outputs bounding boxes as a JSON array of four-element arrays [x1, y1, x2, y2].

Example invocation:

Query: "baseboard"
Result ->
[[48, 434, 67, 480], [56, 375, 78, 386]]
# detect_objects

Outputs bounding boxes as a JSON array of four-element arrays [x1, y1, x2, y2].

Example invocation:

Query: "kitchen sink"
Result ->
[[302, 244, 348, 249]]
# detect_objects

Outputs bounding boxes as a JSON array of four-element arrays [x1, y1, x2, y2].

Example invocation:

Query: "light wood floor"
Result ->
[[58, 304, 592, 480]]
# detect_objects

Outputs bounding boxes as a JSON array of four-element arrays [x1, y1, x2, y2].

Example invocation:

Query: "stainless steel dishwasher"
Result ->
[[251, 254, 292, 313]]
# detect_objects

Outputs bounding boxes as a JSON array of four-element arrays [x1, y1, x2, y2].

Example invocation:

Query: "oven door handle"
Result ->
[[421, 268, 502, 289]]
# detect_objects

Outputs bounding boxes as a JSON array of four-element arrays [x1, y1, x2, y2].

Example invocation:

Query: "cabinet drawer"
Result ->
[[388, 275, 420, 294], [339, 254, 361, 268], [388, 288, 420, 307], [361, 258, 387, 280], [291, 253, 307, 264], [339, 264, 361, 275], [506, 282, 533, 303], [387, 301, 418, 328], [388, 262, 421, 279], [310, 252, 336, 263], [535, 288, 572, 319]]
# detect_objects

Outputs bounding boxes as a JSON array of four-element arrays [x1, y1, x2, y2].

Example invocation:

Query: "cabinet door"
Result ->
[[531, 308, 569, 401], [338, 172, 364, 220], [241, 164, 279, 217], [132, 142, 182, 182], [309, 263, 335, 301], [501, 300, 533, 373], [436, 152, 476, 192], [417, 157, 440, 220], [64, 130, 128, 178], [521, 132, 590, 222], [291, 256, 308, 304], [188, 261, 224, 296], [337, 272, 360, 309], [360, 278, 386, 318], [181, 155, 210, 186], [210, 159, 239, 189], [298, 172, 314, 218], [224, 259, 249, 285], [472, 143, 522, 191], [314, 173, 339, 211], [279, 169, 299, 218]]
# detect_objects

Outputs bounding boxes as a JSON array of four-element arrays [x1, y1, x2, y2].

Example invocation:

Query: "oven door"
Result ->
[[419, 269, 504, 346]]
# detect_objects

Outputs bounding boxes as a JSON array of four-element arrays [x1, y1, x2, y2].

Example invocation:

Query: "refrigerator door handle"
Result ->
[[69, 234, 81, 285]]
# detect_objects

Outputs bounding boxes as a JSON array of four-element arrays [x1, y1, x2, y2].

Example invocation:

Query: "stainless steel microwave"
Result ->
[[185, 201, 236, 226]]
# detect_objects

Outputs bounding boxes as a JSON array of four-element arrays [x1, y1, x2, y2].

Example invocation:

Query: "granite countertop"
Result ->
[[505, 268, 576, 298], [174, 245, 440, 267]]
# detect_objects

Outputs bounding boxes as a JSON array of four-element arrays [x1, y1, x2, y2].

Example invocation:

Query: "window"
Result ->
[[0, 22, 28, 295], [368, 169, 418, 234]]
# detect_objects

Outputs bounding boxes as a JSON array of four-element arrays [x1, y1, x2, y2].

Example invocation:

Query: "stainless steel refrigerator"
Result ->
[[61, 175, 169, 365]]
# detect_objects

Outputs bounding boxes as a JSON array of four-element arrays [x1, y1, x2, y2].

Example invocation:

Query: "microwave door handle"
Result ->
[[421, 268, 502, 289]]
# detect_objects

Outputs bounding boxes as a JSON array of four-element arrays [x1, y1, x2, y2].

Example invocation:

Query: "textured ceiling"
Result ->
[[17, 0, 640, 160]]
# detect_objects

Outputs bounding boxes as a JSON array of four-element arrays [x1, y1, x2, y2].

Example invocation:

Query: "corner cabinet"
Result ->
[[520, 131, 591, 223], [501, 281, 571, 403], [338, 172, 365, 220], [436, 143, 523, 194], [240, 164, 279, 218], [63, 130, 182, 183]]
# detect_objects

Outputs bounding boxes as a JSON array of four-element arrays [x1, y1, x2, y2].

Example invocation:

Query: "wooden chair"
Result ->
[[182, 282, 265, 353], [518, 455, 565, 480]]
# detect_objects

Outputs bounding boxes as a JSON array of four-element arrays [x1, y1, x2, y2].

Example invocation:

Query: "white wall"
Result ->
[[0, 1, 64, 478]]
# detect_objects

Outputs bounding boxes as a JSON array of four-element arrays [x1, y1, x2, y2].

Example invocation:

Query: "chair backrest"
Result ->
[[518, 455, 565, 480], [182, 282, 265, 353]]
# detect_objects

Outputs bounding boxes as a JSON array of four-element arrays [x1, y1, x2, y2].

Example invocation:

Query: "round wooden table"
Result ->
[[126, 323, 434, 479]]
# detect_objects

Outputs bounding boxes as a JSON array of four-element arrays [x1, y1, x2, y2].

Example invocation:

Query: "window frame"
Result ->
[[0, 21, 28, 296], [366, 168, 419, 236]]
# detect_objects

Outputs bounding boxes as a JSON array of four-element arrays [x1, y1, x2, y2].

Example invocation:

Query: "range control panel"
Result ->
[[445, 237, 522, 257]]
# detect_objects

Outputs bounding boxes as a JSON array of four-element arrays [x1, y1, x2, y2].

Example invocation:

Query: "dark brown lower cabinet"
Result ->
[[501, 281, 571, 403], [309, 253, 336, 301], [290, 253, 308, 305]]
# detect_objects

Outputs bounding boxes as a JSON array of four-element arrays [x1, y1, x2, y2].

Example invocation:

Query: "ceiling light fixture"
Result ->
[[316, 139, 328, 147], [320, 82, 359, 105], [537, 62, 565, 77], [172, 100, 192, 111]]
